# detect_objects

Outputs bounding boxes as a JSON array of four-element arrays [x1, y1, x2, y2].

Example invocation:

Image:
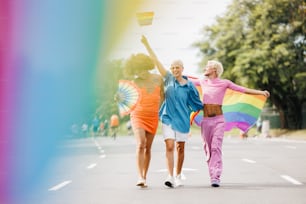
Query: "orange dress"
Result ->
[[130, 86, 161, 134]]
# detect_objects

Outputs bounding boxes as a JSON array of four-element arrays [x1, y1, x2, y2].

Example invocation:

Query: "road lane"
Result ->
[[25, 135, 306, 204]]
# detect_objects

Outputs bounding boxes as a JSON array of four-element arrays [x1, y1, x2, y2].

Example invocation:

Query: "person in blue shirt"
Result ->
[[142, 35, 203, 188], [92, 115, 100, 137]]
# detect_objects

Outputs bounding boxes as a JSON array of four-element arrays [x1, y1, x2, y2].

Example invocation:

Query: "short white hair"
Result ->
[[208, 60, 223, 77], [171, 59, 184, 68]]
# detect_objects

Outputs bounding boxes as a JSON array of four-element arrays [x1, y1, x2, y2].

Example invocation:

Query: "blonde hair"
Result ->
[[208, 60, 223, 77], [171, 59, 184, 68]]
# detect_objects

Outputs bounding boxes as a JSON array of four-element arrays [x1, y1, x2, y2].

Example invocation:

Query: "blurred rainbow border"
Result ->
[[0, 0, 145, 203]]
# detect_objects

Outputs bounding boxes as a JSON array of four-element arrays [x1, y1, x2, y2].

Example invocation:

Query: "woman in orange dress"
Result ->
[[124, 53, 164, 187]]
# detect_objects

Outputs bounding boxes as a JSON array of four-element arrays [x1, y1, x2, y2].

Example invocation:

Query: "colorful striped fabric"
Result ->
[[136, 12, 154, 26], [117, 80, 141, 117], [190, 81, 267, 133], [222, 89, 267, 132]]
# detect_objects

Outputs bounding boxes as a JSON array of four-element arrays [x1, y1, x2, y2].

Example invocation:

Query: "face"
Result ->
[[170, 64, 183, 77], [204, 62, 216, 77]]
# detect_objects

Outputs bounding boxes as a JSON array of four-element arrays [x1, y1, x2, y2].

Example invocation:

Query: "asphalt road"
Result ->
[[25, 134, 306, 204]]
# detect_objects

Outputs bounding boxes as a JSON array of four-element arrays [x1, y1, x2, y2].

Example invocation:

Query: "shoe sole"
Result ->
[[211, 183, 220, 187], [164, 181, 174, 188], [136, 182, 147, 188]]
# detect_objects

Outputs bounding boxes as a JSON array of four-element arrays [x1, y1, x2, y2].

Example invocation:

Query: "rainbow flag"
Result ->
[[136, 11, 154, 26], [222, 89, 267, 132], [190, 82, 267, 133]]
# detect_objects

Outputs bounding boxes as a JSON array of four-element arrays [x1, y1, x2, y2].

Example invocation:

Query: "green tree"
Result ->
[[94, 59, 125, 120], [194, 0, 305, 129]]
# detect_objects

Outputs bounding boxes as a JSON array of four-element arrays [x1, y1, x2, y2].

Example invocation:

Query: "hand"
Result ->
[[141, 35, 148, 45], [262, 90, 270, 97]]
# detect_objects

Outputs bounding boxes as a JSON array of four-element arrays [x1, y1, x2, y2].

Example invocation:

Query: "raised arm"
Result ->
[[141, 35, 167, 77]]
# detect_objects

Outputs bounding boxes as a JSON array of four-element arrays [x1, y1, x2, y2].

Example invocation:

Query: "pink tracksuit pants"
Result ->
[[200, 115, 225, 183]]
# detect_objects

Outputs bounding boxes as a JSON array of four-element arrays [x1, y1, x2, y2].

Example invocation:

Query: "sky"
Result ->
[[109, 0, 233, 75]]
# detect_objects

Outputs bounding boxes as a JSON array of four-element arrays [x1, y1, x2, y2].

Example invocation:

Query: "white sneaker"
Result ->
[[164, 175, 174, 188], [136, 178, 147, 188], [175, 174, 184, 187]]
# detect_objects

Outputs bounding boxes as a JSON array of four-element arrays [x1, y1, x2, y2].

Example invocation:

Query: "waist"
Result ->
[[203, 104, 223, 117], [131, 110, 159, 117]]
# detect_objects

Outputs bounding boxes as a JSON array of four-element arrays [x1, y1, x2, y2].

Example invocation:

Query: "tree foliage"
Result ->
[[194, 0, 305, 129], [94, 59, 125, 121]]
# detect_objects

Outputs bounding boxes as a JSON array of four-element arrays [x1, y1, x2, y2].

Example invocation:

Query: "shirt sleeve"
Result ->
[[227, 80, 246, 93], [187, 76, 200, 86], [164, 71, 172, 85], [188, 82, 204, 111]]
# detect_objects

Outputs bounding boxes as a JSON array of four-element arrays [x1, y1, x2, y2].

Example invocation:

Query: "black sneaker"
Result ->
[[211, 183, 220, 187], [211, 180, 220, 187]]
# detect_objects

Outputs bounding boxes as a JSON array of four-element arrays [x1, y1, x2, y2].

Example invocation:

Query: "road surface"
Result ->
[[25, 134, 306, 204]]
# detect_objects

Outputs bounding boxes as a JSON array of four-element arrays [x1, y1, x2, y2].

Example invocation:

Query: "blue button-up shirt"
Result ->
[[159, 72, 203, 133]]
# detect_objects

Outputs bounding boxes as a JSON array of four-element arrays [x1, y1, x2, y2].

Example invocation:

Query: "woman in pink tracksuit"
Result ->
[[193, 60, 270, 187]]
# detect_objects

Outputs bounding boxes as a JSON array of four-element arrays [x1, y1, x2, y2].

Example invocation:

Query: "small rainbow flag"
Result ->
[[190, 81, 267, 133], [136, 11, 154, 26]]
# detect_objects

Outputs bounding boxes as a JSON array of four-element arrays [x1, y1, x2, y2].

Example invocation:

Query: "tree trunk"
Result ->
[[282, 95, 303, 129], [278, 109, 286, 129]]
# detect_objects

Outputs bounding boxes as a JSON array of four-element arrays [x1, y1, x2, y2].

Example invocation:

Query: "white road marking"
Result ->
[[285, 145, 297, 149], [281, 175, 303, 185], [156, 169, 167, 173], [100, 154, 106, 158], [48, 180, 71, 191], [87, 163, 97, 169], [241, 158, 256, 164], [93, 140, 105, 154], [93, 140, 99, 146], [182, 168, 198, 171], [266, 138, 306, 144]]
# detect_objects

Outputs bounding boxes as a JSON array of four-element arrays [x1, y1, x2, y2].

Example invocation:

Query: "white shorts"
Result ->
[[162, 124, 188, 142]]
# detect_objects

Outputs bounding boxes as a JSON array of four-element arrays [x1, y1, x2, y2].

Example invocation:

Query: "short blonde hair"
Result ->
[[208, 60, 223, 77], [171, 59, 184, 68]]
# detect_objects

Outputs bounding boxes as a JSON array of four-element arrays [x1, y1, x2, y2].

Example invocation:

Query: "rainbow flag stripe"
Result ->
[[136, 12, 154, 26], [190, 86, 267, 133], [223, 89, 267, 132]]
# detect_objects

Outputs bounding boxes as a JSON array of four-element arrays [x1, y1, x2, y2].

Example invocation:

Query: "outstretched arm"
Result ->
[[244, 88, 270, 98], [141, 35, 167, 77]]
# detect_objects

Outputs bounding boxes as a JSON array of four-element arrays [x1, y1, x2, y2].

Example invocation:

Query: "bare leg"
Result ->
[[176, 142, 185, 175], [134, 128, 146, 180], [143, 132, 155, 179], [165, 139, 175, 176]]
